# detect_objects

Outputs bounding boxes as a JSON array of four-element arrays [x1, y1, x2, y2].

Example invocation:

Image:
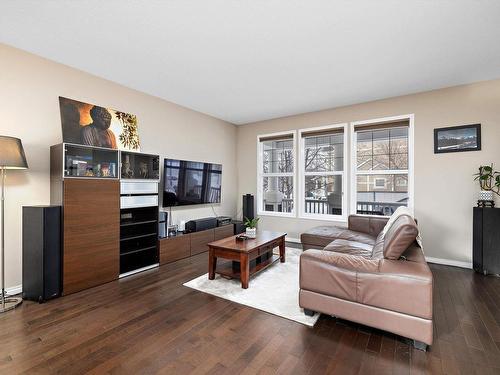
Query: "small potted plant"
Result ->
[[244, 217, 259, 238], [473, 164, 500, 203]]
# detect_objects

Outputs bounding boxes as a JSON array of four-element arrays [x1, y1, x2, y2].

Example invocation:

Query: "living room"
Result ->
[[1, 1, 500, 374]]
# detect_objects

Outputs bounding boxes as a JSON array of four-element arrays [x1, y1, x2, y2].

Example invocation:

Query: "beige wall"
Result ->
[[237, 80, 500, 266], [2, 42, 499, 290], [0, 44, 237, 289]]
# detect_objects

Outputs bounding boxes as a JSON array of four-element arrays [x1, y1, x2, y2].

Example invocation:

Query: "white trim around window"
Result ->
[[256, 130, 297, 218], [349, 114, 414, 217], [298, 123, 348, 222]]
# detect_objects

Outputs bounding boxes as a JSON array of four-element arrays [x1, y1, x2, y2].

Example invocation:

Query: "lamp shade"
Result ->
[[0, 136, 28, 169]]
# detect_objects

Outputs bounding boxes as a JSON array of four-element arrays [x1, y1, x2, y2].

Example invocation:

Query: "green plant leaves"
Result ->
[[476, 164, 500, 197]]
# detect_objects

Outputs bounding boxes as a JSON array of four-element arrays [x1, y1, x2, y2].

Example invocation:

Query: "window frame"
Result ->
[[298, 123, 348, 222], [256, 130, 297, 218], [350, 114, 414, 217]]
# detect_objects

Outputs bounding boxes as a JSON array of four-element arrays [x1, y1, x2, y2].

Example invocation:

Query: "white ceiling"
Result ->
[[1, 1, 500, 124]]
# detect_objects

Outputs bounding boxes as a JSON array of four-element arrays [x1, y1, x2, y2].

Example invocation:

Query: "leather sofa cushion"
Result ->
[[383, 215, 418, 260], [301, 226, 376, 248], [301, 226, 347, 248], [371, 232, 385, 260], [337, 230, 378, 245], [300, 250, 379, 301], [348, 215, 389, 237], [324, 239, 373, 258]]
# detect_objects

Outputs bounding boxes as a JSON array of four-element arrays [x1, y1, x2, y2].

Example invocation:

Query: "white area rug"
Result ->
[[183, 247, 319, 327]]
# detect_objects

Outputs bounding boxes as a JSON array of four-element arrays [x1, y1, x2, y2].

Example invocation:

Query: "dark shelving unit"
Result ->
[[120, 205, 159, 274], [119, 151, 160, 275]]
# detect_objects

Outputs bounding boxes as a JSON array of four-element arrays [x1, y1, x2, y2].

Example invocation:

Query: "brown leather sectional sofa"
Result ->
[[299, 214, 433, 350]]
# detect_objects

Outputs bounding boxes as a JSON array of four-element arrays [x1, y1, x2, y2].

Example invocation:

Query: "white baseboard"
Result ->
[[6, 284, 22, 295], [425, 257, 472, 269], [285, 237, 301, 244]]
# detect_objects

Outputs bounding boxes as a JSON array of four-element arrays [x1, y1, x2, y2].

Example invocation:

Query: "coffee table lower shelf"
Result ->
[[216, 254, 281, 280]]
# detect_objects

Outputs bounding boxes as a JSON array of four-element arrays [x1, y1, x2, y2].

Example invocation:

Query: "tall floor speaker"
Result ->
[[473, 207, 500, 275], [22, 206, 62, 302], [243, 194, 255, 220]]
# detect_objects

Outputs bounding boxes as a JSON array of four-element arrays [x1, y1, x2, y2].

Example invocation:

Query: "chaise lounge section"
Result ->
[[299, 213, 433, 350]]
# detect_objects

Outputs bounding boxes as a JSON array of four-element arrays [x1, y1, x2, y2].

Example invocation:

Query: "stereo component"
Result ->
[[185, 217, 218, 233], [216, 216, 232, 226]]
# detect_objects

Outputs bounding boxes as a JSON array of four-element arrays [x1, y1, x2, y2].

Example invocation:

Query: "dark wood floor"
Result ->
[[1, 254, 500, 375]]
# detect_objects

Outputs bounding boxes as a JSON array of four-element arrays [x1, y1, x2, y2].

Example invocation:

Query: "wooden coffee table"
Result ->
[[207, 231, 286, 289]]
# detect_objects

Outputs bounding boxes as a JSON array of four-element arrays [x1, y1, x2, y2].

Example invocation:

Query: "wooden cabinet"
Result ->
[[190, 229, 215, 255], [214, 224, 234, 241], [62, 179, 120, 294], [159, 235, 190, 265], [158, 224, 235, 265]]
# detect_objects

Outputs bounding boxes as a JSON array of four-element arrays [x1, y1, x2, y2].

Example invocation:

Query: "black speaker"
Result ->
[[473, 207, 500, 275], [242, 194, 255, 221], [232, 220, 246, 235], [159, 211, 167, 238], [22, 206, 62, 303]]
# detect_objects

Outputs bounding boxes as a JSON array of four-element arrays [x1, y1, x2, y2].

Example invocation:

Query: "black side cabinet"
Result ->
[[473, 207, 500, 275], [22, 206, 62, 302]]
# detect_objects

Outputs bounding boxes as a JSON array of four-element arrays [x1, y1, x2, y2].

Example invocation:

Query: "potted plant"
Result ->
[[244, 217, 259, 238], [473, 164, 500, 202]]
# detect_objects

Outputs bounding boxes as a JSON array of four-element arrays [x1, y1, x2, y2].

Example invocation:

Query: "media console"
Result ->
[[158, 222, 243, 265]]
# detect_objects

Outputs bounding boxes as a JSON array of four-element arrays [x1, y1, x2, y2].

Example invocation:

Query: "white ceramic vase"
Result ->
[[246, 227, 257, 238], [479, 190, 494, 201]]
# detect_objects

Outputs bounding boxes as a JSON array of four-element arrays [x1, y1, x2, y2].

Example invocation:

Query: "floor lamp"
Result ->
[[0, 136, 28, 313]]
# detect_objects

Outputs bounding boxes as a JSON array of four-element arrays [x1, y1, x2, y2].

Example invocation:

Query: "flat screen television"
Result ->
[[163, 159, 222, 207]]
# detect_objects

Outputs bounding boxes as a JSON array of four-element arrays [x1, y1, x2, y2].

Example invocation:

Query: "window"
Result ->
[[257, 132, 296, 216], [353, 119, 411, 216], [299, 125, 346, 219], [256, 115, 413, 221], [374, 178, 386, 189]]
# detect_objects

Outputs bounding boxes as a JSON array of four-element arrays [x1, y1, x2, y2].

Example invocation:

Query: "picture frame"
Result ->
[[59, 96, 141, 151], [434, 124, 481, 154]]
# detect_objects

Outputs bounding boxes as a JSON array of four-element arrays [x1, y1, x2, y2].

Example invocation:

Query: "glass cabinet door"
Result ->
[[120, 152, 160, 180], [64, 144, 118, 178]]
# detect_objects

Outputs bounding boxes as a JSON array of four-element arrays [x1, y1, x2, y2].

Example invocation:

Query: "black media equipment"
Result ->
[[216, 216, 232, 226], [232, 220, 246, 235], [242, 194, 254, 220], [159, 211, 167, 238], [473, 207, 500, 275], [185, 217, 218, 233], [22, 206, 62, 302]]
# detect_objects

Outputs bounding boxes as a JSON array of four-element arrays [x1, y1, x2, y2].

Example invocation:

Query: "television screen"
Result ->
[[163, 159, 222, 207]]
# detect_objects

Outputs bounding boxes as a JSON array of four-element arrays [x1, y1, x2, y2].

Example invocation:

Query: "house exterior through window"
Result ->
[[354, 120, 410, 216], [257, 132, 295, 216], [299, 125, 345, 219]]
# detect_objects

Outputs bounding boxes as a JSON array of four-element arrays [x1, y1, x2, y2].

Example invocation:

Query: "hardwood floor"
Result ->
[[1, 254, 500, 374]]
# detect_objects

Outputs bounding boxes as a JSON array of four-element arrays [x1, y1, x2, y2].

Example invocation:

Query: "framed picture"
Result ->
[[59, 97, 141, 151], [434, 124, 481, 154]]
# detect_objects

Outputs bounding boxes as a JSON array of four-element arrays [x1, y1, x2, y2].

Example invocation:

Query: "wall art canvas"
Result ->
[[434, 124, 481, 154], [59, 96, 141, 151]]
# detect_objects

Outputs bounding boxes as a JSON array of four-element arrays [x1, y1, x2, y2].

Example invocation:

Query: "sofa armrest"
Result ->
[[348, 215, 389, 237], [358, 258, 433, 320]]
